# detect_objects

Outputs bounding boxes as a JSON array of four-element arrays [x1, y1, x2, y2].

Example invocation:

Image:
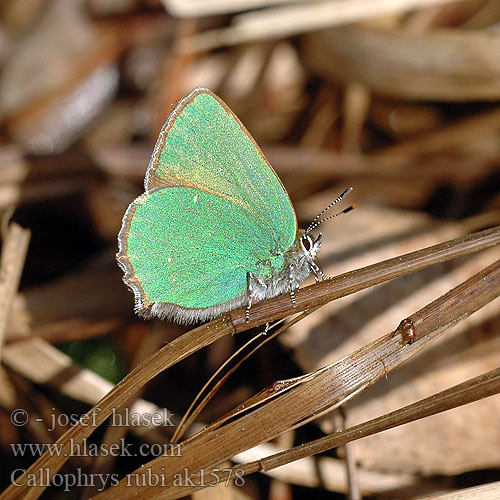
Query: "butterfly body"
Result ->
[[117, 87, 325, 324]]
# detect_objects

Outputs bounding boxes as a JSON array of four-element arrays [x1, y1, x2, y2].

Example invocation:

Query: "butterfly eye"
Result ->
[[301, 235, 312, 252]]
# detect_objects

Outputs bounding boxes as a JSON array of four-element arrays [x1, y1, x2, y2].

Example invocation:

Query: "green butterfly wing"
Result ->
[[118, 88, 298, 322], [144, 88, 297, 252]]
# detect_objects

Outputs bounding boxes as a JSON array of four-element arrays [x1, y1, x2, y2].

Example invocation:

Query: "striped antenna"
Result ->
[[305, 187, 354, 234]]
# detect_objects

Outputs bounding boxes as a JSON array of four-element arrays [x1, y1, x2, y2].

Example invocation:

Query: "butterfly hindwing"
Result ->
[[118, 186, 288, 319]]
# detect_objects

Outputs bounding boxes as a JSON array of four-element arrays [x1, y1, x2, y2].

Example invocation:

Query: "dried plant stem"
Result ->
[[259, 260, 500, 470], [396, 258, 500, 343], [81, 324, 167, 500], [170, 328, 269, 444], [0, 222, 30, 359]]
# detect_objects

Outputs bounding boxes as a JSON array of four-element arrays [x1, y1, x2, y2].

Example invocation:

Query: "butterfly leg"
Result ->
[[310, 265, 321, 282], [245, 297, 252, 323], [288, 264, 298, 308], [310, 261, 330, 280], [246, 272, 267, 322]]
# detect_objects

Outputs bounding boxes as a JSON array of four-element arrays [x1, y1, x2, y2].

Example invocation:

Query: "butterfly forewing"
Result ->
[[144, 88, 297, 251]]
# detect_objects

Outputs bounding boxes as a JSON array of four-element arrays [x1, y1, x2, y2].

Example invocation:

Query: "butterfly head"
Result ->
[[299, 232, 322, 260]]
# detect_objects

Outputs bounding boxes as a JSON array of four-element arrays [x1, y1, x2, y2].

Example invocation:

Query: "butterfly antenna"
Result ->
[[305, 187, 354, 234]]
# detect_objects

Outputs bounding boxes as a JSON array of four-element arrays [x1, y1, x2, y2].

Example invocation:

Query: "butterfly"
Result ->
[[117, 87, 353, 324]]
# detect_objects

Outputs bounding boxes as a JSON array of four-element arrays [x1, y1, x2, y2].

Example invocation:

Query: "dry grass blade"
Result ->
[[88, 258, 499, 499], [2, 227, 498, 500], [80, 325, 167, 500], [3, 2, 500, 497], [3, 336, 153, 410], [395, 257, 500, 343], [0, 222, 30, 358], [0, 221, 30, 413], [169, 328, 270, 444], [233, 442, 417, 495], [2, 334, 181, 450]]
